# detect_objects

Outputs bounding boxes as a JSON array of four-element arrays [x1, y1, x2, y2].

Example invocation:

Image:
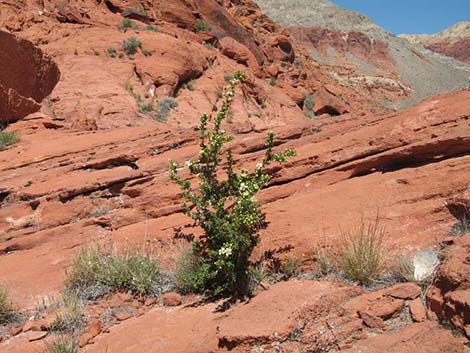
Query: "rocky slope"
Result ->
[[0, 0, 469, 352], [400, 22, 470, 64], [254, 0, 470, 109]]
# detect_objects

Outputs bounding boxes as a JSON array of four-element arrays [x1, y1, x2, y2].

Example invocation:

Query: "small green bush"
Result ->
[[65, 246, 160, 299], [194, 19, 207, 33], [107, 47, 117, 58], [0, 131, 19, 150], [45, 335, 78, 353], [0, 286, 15, 325], [119, 18, 137, 31], [156, 97, 178, 122], [269, 77, 277, 86], [340, 218, 385, 285], [170, 71, 296, 297], [278, 255, 301, 279], [122, 37, 142, 56], [145, 25, 161, 32]]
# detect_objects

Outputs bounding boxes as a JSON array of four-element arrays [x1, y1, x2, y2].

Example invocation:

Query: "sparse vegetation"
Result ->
[[49, 293, 85, 334], [278, 254, 301, 279], [119, 18, 137, 31], [145, 25, 161, 32], [156, 97, 178, 122], [269, 77, 277, 86], [169, 71, 296, 297], [194, 19, 207, 33], [45, 335, 78, 353], [0, 286, 15, 325], [122, 37, 142, 56], [65, 245, 161, 299], [339, 217, 386, 285], [0, 131, 19, 150], [107, 47, 117, 58], [312, 245, 336, 276], [448, 214, 470, 236]]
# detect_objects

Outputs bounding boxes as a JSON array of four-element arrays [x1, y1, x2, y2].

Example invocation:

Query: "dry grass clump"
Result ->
[[65, 244, 161, 299], [339, 218, 386, 285], [391, 253, 416, 283], [45, 335, 78, 353], [49, 293, 85, 334], [0, 285, 17, 325]]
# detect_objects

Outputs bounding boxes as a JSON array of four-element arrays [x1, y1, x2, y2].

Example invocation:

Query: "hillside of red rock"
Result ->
[[255, 0, 470, 109], [401, 22, 470, 64], [0, 0, 469, 352]]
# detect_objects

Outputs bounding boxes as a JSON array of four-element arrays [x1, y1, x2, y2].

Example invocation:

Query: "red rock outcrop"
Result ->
[[0, 31, 60, 122]]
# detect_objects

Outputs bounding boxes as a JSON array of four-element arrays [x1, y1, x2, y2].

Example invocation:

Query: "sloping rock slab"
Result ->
[[217, 280, 359, 348]]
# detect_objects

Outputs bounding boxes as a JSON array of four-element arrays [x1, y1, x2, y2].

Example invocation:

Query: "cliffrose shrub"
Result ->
[[170, 71, 296, 297]]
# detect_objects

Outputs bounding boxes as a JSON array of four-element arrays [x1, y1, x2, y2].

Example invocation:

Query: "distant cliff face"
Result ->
[[400, 22, 470, 64], [254, 0, 470, 109]]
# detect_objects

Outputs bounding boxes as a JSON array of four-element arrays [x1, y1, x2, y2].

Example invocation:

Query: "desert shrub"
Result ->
[[119, 18, 137, 31], [49, 293, 85, 334], [0, 286, 15, 325], [65, 246, 160, 299], [170, 71, 296, 296], [45, 335, 78, 353], [339, 218, 385, 285], [155, 97, 178, 122], [122, 37, 142, 56], [448, 214, 470, 236], [0, 131, 19, 150], [269, 77, 277, 86], [194, 19, 207, 33], [175, 249, 208, 294]]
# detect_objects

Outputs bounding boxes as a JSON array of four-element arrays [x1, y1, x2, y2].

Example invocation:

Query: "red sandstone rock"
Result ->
[[79, 319, 101, 347], [409, 298, 426, 322], [385, 283, 421, 300], [0, 31, 60, 122], [27, 331, 48, 342], [162, 292, 182, 307], [428, 234, 470, 334]]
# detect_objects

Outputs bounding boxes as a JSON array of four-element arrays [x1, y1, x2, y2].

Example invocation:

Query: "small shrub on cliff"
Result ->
[[0, 131, 19, 150], [65, 245, 160, 299], [194, 19, 207, 33], [303, 93, 315, 119], [118, 18, 137, 31], [170, 71, 296, 296], [155, 97, 178, 122], [339, 217, 385, 285], [122, 37, 142, 56], [0, 286, 15, 325]]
